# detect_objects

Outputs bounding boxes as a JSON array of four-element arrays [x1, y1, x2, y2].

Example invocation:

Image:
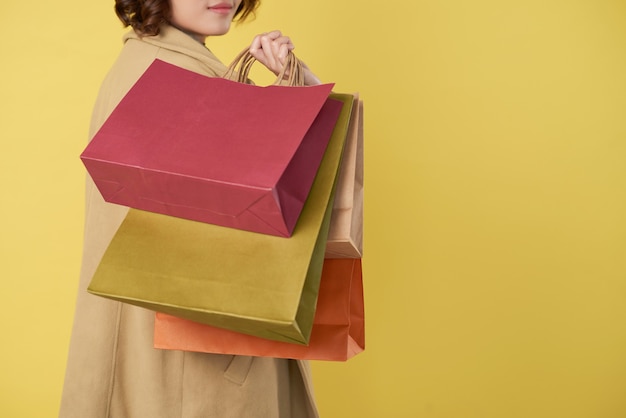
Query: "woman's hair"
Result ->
[[115, 0, 260, 37]]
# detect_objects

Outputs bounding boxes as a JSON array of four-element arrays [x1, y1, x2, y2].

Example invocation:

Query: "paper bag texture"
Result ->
[[81, 59, 340, 237], [325, 98, 364, 258], [154, 258, 365, 361], [87, 93, 356, 344]]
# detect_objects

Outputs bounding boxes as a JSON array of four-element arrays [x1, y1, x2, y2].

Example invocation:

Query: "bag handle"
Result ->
[[224, 48, 305, 86]]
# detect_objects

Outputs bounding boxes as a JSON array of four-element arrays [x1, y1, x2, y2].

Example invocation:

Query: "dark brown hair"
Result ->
[[115, 0, 260, 37]]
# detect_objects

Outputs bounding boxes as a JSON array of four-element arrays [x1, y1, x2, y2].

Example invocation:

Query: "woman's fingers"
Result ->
[[249, 33, 265, 55], [250, 31, 321, 85], [259, 35, 278, 68], [249, 31, 296, 74], [278, 44, 289, 62]]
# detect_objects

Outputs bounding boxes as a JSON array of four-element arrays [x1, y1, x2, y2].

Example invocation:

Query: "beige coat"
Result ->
[[59, 25, 318, 418]]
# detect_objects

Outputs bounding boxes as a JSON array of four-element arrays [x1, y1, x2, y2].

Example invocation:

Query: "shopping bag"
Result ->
[[154, 258, 365, 361], [325, 98, 364, 258], [80, 56, 340, 237], [87, 93, 357, 345]]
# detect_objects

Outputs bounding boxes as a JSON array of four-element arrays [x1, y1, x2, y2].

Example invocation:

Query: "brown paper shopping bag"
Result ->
[[87, 93, 356, 345], [325, 98, 364, 258], [154, 258, 365, 361]]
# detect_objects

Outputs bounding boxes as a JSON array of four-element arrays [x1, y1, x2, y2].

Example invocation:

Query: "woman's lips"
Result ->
[[208, 3, 233, 14]]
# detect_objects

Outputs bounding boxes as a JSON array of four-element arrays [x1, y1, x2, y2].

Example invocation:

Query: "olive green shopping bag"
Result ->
[[87, 93, 356, 344]]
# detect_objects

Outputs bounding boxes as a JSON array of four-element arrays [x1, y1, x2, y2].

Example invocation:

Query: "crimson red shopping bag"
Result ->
[[80, 59, 340, 237], [154, 259, 365, 361]]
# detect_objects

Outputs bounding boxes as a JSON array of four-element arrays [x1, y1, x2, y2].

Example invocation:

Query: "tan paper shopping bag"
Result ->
[[325, 98, 364, 258]]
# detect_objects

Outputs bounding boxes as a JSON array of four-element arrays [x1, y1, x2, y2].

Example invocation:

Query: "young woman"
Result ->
[[60, 1, 321, 416]]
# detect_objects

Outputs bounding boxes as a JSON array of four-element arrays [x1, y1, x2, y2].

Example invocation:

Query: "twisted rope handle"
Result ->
[[224, 48, 305, 86]]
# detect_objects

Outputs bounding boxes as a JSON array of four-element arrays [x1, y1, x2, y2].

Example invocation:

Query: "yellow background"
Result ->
[[1, 0, 626, 416]]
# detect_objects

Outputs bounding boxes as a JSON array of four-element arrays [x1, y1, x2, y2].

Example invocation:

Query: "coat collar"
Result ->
[[123, 24, 230, 76]]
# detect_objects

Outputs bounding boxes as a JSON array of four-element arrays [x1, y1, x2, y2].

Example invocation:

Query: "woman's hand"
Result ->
[[249, 30, 322, 86], [249, 30, 293, 75]]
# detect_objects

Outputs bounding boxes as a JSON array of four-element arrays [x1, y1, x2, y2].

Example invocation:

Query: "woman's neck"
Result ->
[[169, 23, 207, 45]]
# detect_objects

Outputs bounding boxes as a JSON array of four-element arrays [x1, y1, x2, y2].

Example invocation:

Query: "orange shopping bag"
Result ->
[[154, 259, 365, 361]]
